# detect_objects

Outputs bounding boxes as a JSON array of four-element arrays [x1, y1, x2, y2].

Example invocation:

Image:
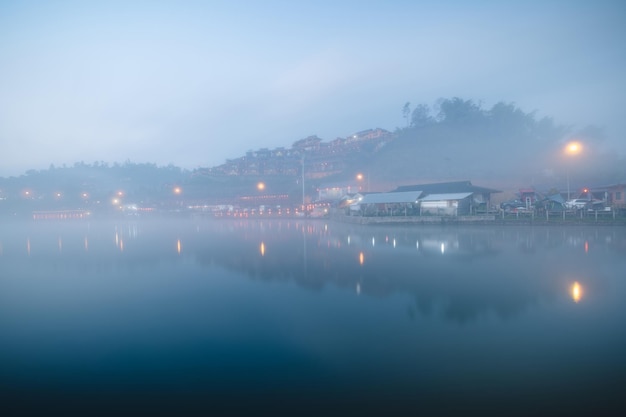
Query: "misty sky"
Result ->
[[1, 0, 625, 176]]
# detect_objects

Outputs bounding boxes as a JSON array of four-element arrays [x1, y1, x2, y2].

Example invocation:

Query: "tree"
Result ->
[[411, 104, 433, 128], [437, 97, 484, 126], [402, 102, 411, 128]]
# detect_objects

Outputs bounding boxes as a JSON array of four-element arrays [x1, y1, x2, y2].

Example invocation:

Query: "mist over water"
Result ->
[[1, 218, 625, 416]]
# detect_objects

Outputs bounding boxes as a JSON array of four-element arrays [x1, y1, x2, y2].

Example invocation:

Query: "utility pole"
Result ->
[[301, 153, 305, 209]]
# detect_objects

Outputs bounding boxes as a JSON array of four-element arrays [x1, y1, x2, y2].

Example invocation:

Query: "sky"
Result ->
[[1, 0, 625, 176]]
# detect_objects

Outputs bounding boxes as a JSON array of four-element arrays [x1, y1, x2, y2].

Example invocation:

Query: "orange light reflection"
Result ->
[[571, 281, 583, 303]]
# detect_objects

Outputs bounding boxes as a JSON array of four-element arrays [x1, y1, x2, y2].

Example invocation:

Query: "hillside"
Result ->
[[2, 98, 624, 211], [333, 99, 624, 191]]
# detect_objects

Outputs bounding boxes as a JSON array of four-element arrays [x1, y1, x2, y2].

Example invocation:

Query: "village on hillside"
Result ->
[[2, 125, 626, 223]]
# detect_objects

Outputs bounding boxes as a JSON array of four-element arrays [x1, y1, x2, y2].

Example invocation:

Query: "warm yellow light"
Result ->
[[565, 141, 582, 155], [177, 239, 181, 254], [173, 187, 182, 195], [260, 241, 265, 256], [356, 173, 363, 181], [571, 281, 583, 303], [257, 182, 266, 191], [359, 251, 364, 265]]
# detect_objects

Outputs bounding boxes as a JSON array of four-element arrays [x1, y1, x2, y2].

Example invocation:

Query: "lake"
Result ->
[[1, 217, 625, 416]]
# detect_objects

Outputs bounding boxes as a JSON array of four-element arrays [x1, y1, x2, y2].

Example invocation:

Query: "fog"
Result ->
[[1, 1, 625, 177]]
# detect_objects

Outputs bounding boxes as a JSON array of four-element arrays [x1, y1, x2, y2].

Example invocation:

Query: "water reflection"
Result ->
[[571, 281, 583, 303], [1, 218, 625, 416], [1, 219, 625, 324]]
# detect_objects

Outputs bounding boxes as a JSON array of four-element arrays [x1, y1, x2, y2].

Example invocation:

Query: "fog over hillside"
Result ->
[[362, 99, 625, 190], [1, 97, 624, 211], [1, 2, 624, 177]]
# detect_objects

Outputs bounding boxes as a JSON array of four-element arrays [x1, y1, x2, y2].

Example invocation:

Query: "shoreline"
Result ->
[[328, 211, 626, 226]]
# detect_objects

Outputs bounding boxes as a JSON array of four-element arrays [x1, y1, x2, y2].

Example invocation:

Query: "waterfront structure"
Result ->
[[394, 181, 500, 215], [350, 191, 423, 216], [419, 192, 472, 216]]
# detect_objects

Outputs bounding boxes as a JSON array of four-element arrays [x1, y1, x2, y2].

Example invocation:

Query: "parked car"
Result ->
[[589, 200, 611, 212], [564, 199, 589, 209], [500, 199, 527, 211]]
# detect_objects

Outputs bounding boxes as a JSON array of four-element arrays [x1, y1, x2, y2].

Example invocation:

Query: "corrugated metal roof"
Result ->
[[546, 194, 565, 203], [395, 181, 500, 194], [359, 191, 423, 204], [419, 192, 472, 201]]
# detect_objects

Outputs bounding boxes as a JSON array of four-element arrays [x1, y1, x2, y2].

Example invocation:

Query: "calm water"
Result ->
[[1, 218, 625, 416]]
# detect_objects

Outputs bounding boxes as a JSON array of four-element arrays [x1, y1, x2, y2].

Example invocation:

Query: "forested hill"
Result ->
[[361, 98, 624, 189]]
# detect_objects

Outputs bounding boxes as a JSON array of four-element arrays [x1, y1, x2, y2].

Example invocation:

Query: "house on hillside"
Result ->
[[292, 135, 322, 151]]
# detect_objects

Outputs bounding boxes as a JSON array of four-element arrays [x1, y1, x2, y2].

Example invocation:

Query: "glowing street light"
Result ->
[[173, 186, 182, 195], [257, 182, 266, 191], [356, 172, 370, 192], [564, 141, 583, 201], [566, 142, 582, 155]]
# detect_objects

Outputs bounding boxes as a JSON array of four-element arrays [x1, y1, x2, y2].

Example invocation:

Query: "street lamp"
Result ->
[[565, 141, 582, 201], [356, 172, 370, 192]]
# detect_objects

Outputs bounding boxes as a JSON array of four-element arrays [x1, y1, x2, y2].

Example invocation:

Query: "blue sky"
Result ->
[[1, 0, 625, 176]]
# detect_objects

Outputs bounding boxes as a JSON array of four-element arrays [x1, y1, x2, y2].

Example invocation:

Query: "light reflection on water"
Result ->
[[0, 218, 625, 415], [571, 281, 583, 303]]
